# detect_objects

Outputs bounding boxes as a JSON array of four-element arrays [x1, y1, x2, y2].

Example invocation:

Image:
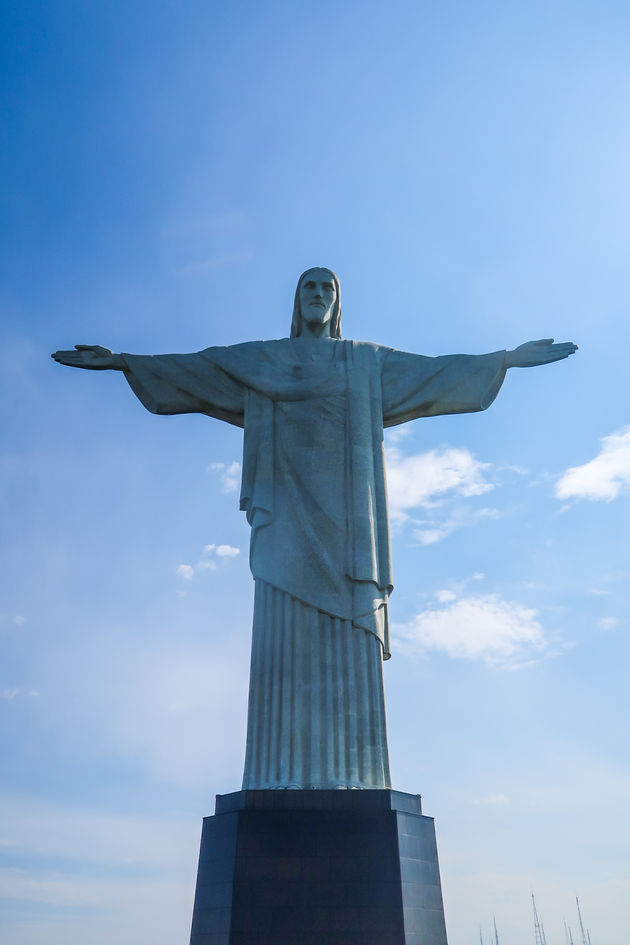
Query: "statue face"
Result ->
[[299, 268, 337, 330]]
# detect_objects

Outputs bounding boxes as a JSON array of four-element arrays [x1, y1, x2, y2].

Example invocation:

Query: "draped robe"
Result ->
[[121, 338, 506, 789]]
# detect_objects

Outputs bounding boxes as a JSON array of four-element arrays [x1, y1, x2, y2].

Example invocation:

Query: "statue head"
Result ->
[[290, 267, 342, 339]]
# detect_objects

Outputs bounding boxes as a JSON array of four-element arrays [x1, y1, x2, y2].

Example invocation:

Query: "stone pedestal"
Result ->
[[189, 789, 448, 945]]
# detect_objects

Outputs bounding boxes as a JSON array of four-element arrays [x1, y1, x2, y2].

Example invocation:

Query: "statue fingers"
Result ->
[[51, 350, 82, 363], [550, 342, 578, 356]]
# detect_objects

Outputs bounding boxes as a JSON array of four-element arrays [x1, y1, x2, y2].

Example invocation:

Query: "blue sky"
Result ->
[[2, 1, 629, 942]]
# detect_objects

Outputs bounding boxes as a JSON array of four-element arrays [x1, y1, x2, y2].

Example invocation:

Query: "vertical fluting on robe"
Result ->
[[121, 341, 508, 791], [242, 581, 391, 790]]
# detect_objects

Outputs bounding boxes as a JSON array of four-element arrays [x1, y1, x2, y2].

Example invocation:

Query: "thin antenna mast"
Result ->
[[493, 914, 500, 945], [564, 918, 575, 945], [532, 893, 548, 945], [576, 896, 588, 945]]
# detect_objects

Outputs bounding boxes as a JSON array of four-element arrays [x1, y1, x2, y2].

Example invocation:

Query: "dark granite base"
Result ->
[[189, 789, 448, 945]]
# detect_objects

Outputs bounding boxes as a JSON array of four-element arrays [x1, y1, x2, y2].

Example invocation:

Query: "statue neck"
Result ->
[[299, 321, 333, 339]]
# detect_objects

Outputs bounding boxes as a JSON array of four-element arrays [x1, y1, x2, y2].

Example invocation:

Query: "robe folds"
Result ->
[[121, 338, 507, 789]]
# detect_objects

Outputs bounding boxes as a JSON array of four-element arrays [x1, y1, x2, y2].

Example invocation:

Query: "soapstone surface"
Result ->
[[120, 338, 506, 789], [51, 268, 576, 792]]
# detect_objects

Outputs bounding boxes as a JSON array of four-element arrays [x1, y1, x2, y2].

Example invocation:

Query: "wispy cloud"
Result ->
[[176, 543, 240, 581], [0, 872, 192, 945], [472, 793, 510, 806], [0, 795, 196, 944], [0, 687, 39, 700], [0, 795, 195, 869], [597, 617, 618, 631], [0, 614, 26, 627], [179, 251, 252, 274], [394, 592, 552, 669], [161, 212, 252, 276], [175, 564, 194, 581], [412, 506, 501, 545], [207, 461, 241, 493], [214, 544, 240, 557], [195, 559, 217, 572], [384, 425, 412, 446], [386, 446, 495, 522], [556, 426, 630, 502]]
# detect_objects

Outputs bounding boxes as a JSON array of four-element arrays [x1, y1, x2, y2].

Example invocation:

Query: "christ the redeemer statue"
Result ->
[[53, 267, 576, 792]]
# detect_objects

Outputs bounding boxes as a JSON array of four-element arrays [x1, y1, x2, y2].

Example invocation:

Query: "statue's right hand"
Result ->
[[51, 345, 122, 370]]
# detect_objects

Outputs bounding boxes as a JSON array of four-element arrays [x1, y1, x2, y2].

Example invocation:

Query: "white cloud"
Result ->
[[0, 687, 39, 700], [0, 867, 104, 906], [597, 617, 618, 631], [385, 445, 494, 522], [556, 426, 630, 502], [176, 543, 240, 580], [0, 873, 192, 945], [504, 464, 528, 476], [0, 614, 26, 627], [207, 460, 241, 493], [384, 425, 412, 446], [435, 589, 457, 603], [0, 795, 197, 944], [175, 564, 194, 581], [472, 793, 509, 806], [195, 558, 218, 571], [394, 593, 550, 669], [201, 542, 240, 560], [412, 506, 501, 545], [161, 211, 249, 242]]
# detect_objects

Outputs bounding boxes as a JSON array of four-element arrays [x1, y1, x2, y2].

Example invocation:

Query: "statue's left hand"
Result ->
[[505, 339, 578, 368]]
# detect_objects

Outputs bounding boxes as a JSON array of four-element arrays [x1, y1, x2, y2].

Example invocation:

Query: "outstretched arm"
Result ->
[[505, 339, 578, 368], [53, 344, 247, 426], [51, 345, 125, 371]]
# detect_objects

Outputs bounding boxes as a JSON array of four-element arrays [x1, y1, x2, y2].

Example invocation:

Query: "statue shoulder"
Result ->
[[198, 338, 290, 361], [346, 340, 394, 365]]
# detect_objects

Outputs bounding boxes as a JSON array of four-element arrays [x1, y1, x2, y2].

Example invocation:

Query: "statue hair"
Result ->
[[290, 267, 342, 339]]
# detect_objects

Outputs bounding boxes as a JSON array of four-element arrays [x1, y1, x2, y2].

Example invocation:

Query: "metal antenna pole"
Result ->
[[541, 916, 549, 945], [576, 896, 588, 945], [493, 914, 500, 945], [532, 893, 548, 945]]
